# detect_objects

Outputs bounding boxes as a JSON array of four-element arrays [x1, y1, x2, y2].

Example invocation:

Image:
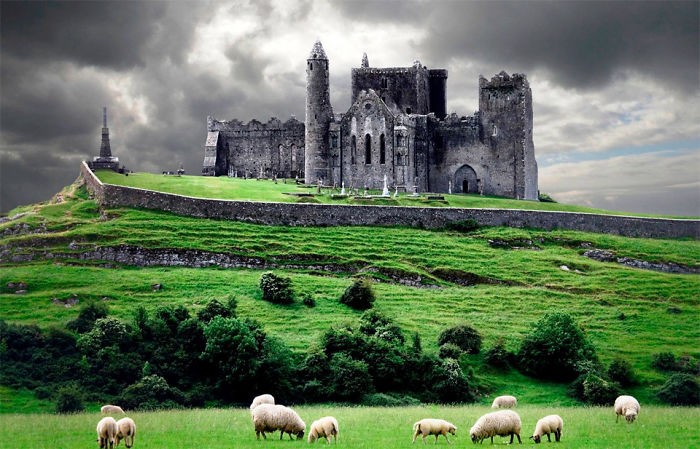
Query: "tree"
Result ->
[[328, 353, 374, 401], [657, 373, 700, 405], [339, 278, 375, 310], [517, 313, 597, 381], [259, 272, 294, 304], [437, 323, 482, 354], [66, 300, 108, 333], [55, 384, 85, 414], [120, 375, 185, 410]]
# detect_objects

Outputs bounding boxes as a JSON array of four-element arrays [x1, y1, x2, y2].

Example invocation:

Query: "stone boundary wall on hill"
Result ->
[[80, 162, 699, 239]]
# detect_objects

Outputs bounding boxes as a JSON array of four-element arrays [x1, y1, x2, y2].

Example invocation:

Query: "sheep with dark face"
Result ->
[[97, 417, 118, 449], [530, 415, 563, 443], [412, 418, 457, 444], [252, 404, 305, 440], [469, 410, 522, 444], [615, 395, 640, 423]]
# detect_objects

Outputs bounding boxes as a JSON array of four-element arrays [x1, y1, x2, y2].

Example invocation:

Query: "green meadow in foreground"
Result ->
[[1, 405, 698, 449], [94, 169, 698, 219]]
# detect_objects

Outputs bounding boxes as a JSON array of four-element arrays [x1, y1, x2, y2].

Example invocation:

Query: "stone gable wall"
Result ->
[[80, 162, 698, 239]]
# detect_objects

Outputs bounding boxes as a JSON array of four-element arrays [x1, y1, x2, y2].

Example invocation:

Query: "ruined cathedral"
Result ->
[[202, 41, 538, 200]]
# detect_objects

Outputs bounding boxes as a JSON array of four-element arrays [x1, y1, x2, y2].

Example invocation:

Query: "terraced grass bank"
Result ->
[[85, 164, 699, 239], [1, 405, 698, 449]]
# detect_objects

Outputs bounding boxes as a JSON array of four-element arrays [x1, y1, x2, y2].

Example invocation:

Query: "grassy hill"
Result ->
[[1, 180, 698, 413]]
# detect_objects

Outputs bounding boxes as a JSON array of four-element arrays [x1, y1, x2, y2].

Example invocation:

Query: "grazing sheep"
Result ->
[[530, 415, 563, 443], [97, 417, 118, 449], [115, 417, 136, 448], [491, 395, 517, 409], [469, 410, 522, 444], [101, 405, 125, 415], [308, 416, 339, 444], [614, 395, 640, 423], [249, 394, 275, 412], [252, 403, 305, 440], [412, 418, 457, 444]]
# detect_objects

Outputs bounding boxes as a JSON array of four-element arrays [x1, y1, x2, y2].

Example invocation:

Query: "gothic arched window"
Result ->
[[379, 134, 386, 164], [365, 134, 372, 164], [351, 135, 357, 164]]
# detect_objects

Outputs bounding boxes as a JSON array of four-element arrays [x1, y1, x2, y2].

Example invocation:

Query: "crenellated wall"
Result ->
[[80, 163, 699, 239]]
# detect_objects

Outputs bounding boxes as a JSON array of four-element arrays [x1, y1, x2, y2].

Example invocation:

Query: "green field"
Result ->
[[1, 405, 698, 449], [94, 170, 697, 218]]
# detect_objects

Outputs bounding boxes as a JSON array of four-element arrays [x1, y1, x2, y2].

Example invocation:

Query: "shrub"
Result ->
[[358, 310, 404, 345], [517, 312, 597, 382], [55, 384, 85, 414], [197, 298, 235, 323], [120, 374, 186, 410], [302, 293, 316, 308], [411, 332, 422, 355], [439, 343, 464, 359], [432, 358, 477, 403], [607, 358, 637, 387], [538, 192, 557, 203], [328, 353, 374, 401], [484, 339, 512, 369], [437, 323, 482, 354], [259, 272, 294, 304], [339, 278, 375, 310], [66, 300, 108, 333], [652, 352, 678, 372], [445, 219, 480, 232], [362, 392, 420, 406], [657, 373, 700, 405]]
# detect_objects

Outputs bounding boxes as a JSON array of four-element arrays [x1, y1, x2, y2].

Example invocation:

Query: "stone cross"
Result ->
[[448, 180, 452, 194], [340, 181, 346, 195], [382, 175, 390, 197]]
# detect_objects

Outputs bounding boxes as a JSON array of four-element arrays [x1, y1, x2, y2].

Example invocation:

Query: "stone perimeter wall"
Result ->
[[80, 162, 699, 239]]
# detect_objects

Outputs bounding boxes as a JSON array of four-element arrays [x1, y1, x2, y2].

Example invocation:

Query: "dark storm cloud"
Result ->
[[420, 1, 699, 91]]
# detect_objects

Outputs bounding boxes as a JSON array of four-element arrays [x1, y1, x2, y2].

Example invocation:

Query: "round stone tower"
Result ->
[[305, 40, 333, 184]]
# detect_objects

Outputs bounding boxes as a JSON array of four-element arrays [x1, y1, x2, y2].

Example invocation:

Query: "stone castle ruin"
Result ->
[[202, 40, 538, 199]]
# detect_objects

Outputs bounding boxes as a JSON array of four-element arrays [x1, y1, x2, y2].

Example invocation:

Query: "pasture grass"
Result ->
[[0, 405, 698, 449], [94, 170, 698, 218]]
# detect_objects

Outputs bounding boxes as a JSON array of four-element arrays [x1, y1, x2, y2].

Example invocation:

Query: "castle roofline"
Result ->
[[308, 40, 327, 60]]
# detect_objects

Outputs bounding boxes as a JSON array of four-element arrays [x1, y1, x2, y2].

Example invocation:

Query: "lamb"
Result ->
[[249, 393, 275, 412], [412, 418, 457, 444], [491, 395, 517, 409], [308, 416, 339, 444], [530, 414, 563, 444], [101, 405, 125, 415], [96, 416, 118, 449], [252, 403, 305, 440], [614, 395, 640, 423], [115, 417, 136, 448], [469, 410, 522, 444]]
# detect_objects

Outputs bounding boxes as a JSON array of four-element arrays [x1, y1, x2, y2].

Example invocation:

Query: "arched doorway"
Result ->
[[454, 164, 479, 194]]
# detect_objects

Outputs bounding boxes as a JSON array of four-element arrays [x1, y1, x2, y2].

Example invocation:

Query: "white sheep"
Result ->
[[249, 393, 275, 412], [115, 417, 136, 448], [308, 416, 339, 444], [412, 418, 457, 444], [530, 414, 563, 443], [252, 403, 306, 440], [469, 410, 522, 444], [614, 395, 640, 423], [97, 416, 118, 449], [491, 395, 517, 408], [101, 404, 125, 415]]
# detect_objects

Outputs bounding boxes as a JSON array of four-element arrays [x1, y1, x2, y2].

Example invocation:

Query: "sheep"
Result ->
[[308, 416, 339, 444], [249, 394, 275, 412], [115, 417, 136, 448], [101, 405, 125, 415], [491, 395, 517, 409], [252, 403, 305, 440], [614, 395, 640, 423], [97, 416, 118, 449], [412, 418, 457, 444], [469, 410, 522, 444], [530, 415, 563, 443]]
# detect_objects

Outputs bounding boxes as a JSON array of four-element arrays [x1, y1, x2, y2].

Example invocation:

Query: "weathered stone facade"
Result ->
[[203, 41, 538, 200]]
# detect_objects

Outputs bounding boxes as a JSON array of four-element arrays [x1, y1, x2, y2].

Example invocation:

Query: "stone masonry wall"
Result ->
[[80, 163, 698, 239]]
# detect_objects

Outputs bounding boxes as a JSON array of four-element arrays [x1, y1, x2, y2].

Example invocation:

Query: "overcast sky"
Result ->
[[1, 0, 698, 216]]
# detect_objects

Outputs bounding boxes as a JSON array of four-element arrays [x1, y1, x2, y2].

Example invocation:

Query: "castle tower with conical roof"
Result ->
[[304, 40, 333, 184]]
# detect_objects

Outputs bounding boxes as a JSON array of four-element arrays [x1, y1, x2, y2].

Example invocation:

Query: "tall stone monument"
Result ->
[[87, 107, 120, 171]]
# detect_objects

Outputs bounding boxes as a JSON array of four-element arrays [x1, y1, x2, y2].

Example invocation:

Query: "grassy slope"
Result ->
[[1, 405, 698, 449], [95, 170, 698, 218], [1, 182, 698, 411]]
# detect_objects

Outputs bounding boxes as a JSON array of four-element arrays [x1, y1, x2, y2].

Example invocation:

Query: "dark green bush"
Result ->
[[197, 298, 235, 323], [339, 278, 375, 310], [66, 300, 108, 333], [517, 312, 597, 381], [328, 353, 374, 401], [657, 373, 700, 405], [445, 219, 480, 232], [437, 323, 482, 354], [438, 343, 464, 359], [358, 310, 404, 345], [607, 358, 637, 387], [581, 373, 620, 405], [259, 272, 294, 304], [432, 358, 477, 403], [538, 192, 557, 203], [484, 338, 512, 369], [55, 384, 85, 414], [652, 352, 678, 372], [119, 375, 185, 410], [302, 294, 316, 308], [362, 392, 420, 406]]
